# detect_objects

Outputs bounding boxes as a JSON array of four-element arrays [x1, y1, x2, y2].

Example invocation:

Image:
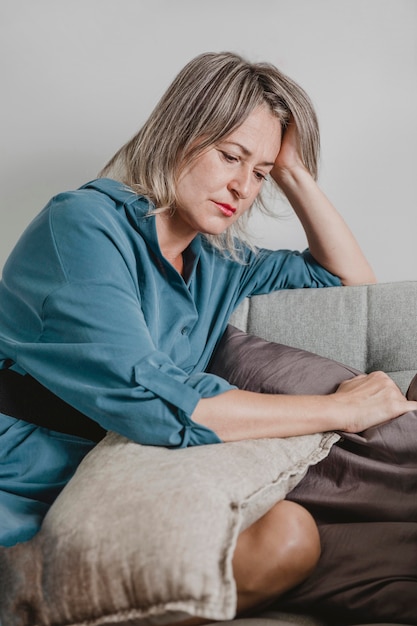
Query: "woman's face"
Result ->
[[170, 106, 282, 240]]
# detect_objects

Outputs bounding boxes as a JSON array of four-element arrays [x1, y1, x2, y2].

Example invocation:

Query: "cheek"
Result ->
[[193, 160, 221, 190], [248, 183, 263, 205], [178, 165, 213, 199], [239, 195, 257, 218], [176, 175, 200, 206], [176, 152, 227, 203]]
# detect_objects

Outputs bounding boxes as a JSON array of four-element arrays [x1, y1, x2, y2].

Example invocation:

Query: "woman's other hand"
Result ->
[[334, 371, 417, 433]]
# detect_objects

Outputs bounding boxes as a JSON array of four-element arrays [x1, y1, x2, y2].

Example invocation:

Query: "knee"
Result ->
[[233, 500, 320, 603], [272, 500, 321, 584]]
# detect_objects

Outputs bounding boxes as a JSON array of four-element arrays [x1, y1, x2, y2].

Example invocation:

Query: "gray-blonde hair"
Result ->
[[99, 51, 320, 255]]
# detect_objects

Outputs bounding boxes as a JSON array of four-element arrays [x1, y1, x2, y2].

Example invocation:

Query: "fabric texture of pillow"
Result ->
[[0, 325, 362, 626]]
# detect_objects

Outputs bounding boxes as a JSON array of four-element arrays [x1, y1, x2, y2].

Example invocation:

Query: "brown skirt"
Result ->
[[279, 410, 417, 625]]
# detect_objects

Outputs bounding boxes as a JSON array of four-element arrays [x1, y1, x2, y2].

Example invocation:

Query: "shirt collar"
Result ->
[[80, 177, 151, 213], [79, 177, 202, 275]]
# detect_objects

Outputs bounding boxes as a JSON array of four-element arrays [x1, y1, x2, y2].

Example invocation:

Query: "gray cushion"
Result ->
[[0, 430, 338, 626]]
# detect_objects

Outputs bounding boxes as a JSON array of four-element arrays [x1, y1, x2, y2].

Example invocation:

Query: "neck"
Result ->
[[155, 213, 195, 276], [164, 251, 184, 275]]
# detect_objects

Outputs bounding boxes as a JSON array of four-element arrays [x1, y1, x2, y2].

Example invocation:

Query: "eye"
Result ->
[[220, 151, 239, 163], [254, 171, 267, 182]]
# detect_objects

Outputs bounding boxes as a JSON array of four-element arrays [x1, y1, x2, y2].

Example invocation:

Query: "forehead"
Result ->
[[224, 107, 282, 162]]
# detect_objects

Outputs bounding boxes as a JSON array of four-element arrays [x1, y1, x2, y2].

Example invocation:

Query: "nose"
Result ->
[[228, 167, 252, 199]]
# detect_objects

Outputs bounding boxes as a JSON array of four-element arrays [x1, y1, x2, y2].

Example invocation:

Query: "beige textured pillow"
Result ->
[[0, 430, 338, 626]]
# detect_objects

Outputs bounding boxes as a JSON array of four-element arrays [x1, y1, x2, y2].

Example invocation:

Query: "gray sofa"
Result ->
[[0, 281, 415, 626], [221, 279, 417, 626]]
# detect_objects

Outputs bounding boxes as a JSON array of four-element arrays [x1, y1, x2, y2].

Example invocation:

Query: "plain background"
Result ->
[[1, 0, 416, 282]]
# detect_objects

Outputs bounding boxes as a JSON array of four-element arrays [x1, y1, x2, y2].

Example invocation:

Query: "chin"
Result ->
[[200, 219, 235, 237], [200, 228, 230, 239]]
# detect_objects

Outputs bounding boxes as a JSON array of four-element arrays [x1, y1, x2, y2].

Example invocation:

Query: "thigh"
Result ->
[[0, 413, 95, 546]]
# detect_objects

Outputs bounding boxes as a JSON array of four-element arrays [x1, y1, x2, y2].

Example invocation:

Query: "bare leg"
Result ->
[[232, 500, 320, 614], [168, 500, 320, 625]]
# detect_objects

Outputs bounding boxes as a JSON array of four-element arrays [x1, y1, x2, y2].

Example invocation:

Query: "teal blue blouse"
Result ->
[[0, 178, 341, 449]]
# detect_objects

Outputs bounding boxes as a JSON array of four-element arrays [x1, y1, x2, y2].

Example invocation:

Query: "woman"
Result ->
[[0, 51, 415, 615]]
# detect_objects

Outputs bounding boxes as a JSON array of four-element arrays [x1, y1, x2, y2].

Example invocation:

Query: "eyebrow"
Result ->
[[221, 140, 276, 167]]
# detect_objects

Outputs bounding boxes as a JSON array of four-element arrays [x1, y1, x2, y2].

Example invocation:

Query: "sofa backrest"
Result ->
[[230, 281, 417, 394]]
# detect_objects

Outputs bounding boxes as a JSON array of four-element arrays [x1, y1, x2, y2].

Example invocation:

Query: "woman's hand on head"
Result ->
[[270, 117, 308, 186], [266, 115, 377, 287]]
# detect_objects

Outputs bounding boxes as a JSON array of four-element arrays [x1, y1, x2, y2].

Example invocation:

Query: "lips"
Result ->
[[214, 202, 237, 217]]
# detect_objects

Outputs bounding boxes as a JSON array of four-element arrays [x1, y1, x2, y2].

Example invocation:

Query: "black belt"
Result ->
[[0, 369, 106, 442]]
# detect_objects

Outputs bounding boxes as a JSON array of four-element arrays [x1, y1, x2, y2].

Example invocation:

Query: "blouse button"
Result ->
[[181, 327, 188, 336]]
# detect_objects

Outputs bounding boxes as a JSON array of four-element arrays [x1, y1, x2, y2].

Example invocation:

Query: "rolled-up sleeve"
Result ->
[[238, 247, 342, 297]]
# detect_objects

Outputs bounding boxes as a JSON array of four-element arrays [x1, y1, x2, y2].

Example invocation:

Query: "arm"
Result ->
[[270, 120, 376, 286], [193, 372, 417, 440]]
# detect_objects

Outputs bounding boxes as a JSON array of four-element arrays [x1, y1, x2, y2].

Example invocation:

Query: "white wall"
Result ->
[[1, 0, 416, 282]]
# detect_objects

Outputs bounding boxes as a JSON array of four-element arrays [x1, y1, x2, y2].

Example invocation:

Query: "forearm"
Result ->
[[276, 167, 376, 286], [193, 373, 417, 442], [193, 389, 343, 441]]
